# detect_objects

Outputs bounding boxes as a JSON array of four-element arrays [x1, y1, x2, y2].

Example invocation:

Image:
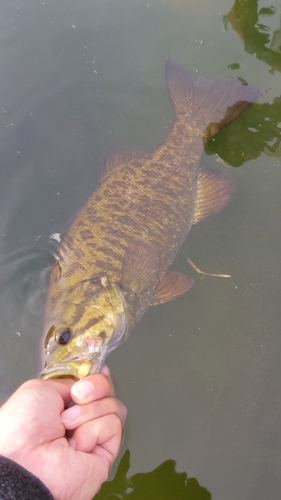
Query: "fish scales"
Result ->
[[72, 132, 200, 271], [41, 60, 259, 380]]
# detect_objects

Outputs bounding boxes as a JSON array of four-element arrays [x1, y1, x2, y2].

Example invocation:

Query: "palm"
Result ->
[[28, 440, 107, 500]]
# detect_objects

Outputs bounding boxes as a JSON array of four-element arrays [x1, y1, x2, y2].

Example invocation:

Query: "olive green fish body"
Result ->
[[45, 132, 202, 341], [41, 60, 259, 380]]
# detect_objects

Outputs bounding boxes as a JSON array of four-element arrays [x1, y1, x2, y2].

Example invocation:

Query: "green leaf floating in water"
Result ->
[[205, 98, 281, 166], [95, 450, 212, 500]]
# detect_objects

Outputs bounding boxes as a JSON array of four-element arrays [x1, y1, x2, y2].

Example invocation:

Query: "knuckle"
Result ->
[[116, 399, 127, 421], [110, 413, 123, 433], [111, 398, 121, 415]]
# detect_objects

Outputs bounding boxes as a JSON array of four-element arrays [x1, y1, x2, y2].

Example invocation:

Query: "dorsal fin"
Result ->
[[193, 168, 235, 224], [99, 148, 145, 184], [121, 238, 159, 294]]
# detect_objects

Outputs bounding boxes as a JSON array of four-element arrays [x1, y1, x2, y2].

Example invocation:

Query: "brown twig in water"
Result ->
[[187, 257, 231, 278]]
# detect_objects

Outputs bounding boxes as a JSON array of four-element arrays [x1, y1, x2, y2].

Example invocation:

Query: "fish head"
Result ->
[[40, 276, 127, 380]]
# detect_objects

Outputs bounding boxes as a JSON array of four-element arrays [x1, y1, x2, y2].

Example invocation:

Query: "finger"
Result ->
[[61, 396, 127, 430], [69, 414, 123, 460], [70, 374, 115, 405], [100, 365, 111, 378], [20, 378, 75, 410], [44, 378, 75, 408]]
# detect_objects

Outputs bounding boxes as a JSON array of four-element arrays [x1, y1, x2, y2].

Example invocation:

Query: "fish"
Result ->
[[40, 60, 259, 380]]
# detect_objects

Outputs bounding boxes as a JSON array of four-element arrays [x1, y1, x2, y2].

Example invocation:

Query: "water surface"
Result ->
[[0, 1, 280, 499]]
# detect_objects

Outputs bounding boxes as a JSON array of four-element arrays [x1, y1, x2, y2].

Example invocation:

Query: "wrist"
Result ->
[[0, 455, 55, 500]]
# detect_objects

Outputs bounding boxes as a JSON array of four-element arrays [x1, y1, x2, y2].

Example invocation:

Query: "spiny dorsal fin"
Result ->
[[99, 148, 145, 184], [151, 271, 194, 306], [122, 238, 159, 294], [193, 167, 235, 225]]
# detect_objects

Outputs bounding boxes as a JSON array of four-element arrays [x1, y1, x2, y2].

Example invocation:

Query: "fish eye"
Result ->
[[55, 328, 72, 345]]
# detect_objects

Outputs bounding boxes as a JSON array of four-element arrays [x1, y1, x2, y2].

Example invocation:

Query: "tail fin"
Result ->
[[165, 59, 259, 140]]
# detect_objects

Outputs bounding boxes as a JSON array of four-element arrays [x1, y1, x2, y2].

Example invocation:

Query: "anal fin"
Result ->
[[151, 271, 194, 306], [193, 167, 235, 224]]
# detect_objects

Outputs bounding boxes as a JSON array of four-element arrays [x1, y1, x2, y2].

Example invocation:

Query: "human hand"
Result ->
[[0, 366, 127, 500]]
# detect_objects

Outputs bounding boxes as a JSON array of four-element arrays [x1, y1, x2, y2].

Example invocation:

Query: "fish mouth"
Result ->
[[40, 367, 79, 380], [40, 358, 92, 380]]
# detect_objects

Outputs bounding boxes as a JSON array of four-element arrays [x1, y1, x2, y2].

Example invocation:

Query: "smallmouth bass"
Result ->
[[40, 60, 259, 380]]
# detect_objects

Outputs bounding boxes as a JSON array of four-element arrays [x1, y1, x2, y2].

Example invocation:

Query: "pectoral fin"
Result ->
[[122, 238, 159, 293], [151, 271, 194, 305], [193, 167, 235, 224]]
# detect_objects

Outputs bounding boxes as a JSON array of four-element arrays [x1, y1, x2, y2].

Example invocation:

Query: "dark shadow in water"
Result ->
[[95, 450, 211, 500], [224, 0, 281, 73], [206, 97, 281, 166]]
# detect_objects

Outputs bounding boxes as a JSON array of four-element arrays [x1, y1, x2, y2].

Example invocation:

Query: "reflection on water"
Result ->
[[0, 247, 53, 397], [206, 97, 281, 165], [224, 0, 281, 73], [96, 450, 211, 500]]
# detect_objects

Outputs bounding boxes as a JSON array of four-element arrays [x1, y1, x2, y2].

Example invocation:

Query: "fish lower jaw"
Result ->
[[40, 358, 93, 380], [40, 368, 80, 381]]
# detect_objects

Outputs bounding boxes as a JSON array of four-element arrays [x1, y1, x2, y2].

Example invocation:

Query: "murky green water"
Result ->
[[0, 1, 280, 498]]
